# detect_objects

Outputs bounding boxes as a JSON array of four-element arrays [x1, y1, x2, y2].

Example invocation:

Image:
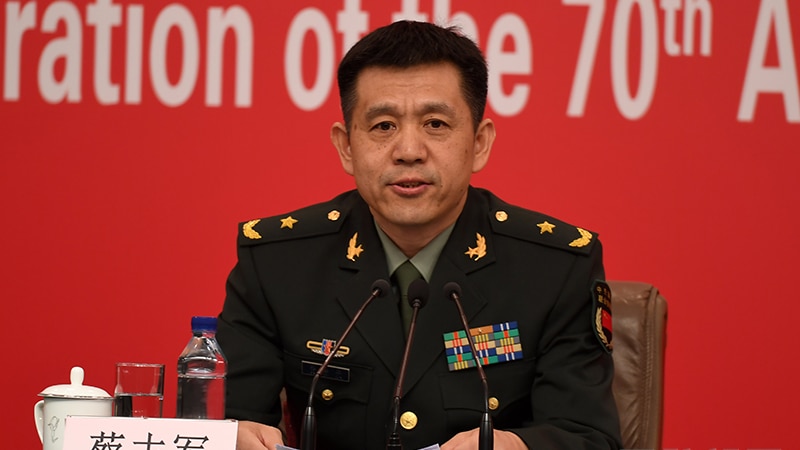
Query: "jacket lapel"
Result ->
[[401, 189, 496, 393], [334, 199, 405, 377]]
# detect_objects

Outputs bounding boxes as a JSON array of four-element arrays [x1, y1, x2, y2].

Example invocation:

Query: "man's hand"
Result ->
[[235, 420, 285, 450], [441, 428, 527, 450]]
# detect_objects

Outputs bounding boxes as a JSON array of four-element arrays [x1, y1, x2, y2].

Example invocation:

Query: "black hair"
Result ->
[[336, 21, 488, 131]]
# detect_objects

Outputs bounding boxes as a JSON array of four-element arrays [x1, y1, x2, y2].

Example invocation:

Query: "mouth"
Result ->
[[395, 181, 425, 188], [390, 179, 430, 195]]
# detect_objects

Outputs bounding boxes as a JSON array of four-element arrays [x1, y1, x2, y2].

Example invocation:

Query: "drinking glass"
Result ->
[[113, 362, 165, 417]]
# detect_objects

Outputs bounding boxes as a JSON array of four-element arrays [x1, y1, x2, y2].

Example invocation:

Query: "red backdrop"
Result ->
[[3, 1, 799, 448]]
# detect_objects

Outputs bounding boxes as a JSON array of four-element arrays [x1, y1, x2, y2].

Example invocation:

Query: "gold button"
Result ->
[[321, 389, 334, 401], [488, 397, 499, 411], [399, 411, 418, 430], [495, 211, 508, 222], [328, 210, 341, 221]]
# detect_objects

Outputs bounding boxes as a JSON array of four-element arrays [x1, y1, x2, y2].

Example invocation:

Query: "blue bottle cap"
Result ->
[[191, 316, 218, 332]]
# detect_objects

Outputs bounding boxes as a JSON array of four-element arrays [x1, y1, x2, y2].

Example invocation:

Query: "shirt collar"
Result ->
[[375, 221, 456, 282]]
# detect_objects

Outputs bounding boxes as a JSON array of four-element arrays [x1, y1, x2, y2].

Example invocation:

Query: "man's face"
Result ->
[[332, 63, 495, 242]]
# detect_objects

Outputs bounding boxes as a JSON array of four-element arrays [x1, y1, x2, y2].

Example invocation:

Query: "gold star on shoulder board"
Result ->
[[346, 232, 364, 261], [280, 216, 298, 229], [537, 221, 555, 234], [243, 219, 262, 239], [465, 233, 487, 261]]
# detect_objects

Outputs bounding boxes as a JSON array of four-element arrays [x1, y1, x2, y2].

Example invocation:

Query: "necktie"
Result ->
[[393, 260, 422, 338]]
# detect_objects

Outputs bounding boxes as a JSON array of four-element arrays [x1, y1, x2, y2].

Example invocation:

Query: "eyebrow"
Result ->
[[364, 103, 397, 122], [364, 101, 457, 122]]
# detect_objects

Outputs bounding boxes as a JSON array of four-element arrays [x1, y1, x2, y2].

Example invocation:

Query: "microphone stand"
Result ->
[[444, 282, 494, 450], [387, 279, 429, 450], [300, 279, 390, 450]]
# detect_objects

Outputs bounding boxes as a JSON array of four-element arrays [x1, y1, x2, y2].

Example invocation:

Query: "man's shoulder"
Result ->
[[236, 190, 361, 246], [476, 188, 600, 256]]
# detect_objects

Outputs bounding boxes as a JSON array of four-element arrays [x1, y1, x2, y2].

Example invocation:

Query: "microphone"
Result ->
[[443, 282, 494, 450], [301, 279, 391, 450], [387, 278, 429, 450]]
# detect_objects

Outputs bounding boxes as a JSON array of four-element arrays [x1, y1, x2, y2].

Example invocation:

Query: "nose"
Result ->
[[392, 128, 427, 164]]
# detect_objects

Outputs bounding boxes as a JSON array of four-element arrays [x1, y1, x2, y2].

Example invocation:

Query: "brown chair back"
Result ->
[[608, 281, 668, 450]]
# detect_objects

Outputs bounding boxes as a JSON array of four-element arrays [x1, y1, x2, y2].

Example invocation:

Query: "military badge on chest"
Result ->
[[302, 339, 352, 383], [306, 339, 350, 357], [443, 321, 524, 371]]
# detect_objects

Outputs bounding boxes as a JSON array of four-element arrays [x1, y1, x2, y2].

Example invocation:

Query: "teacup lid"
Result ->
[[38, 366, 112, 399]]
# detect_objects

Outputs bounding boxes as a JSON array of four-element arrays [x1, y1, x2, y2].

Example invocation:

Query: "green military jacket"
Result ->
[[217, 187, 621, 449]]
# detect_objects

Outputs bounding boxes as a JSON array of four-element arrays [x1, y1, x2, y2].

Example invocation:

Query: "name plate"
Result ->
[[277, 445, 439, 450], [62, 416, 238, 450]]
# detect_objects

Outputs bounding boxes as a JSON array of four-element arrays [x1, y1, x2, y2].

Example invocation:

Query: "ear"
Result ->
[[472, 118, 495, 173], [331, 122, 354, 175]]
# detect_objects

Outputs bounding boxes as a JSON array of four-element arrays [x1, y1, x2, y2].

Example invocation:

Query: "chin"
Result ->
[[376, 207, 424, 224]]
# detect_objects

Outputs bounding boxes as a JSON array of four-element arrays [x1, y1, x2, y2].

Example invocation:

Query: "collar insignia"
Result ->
[[568, 227, 593, 248], [465, 233, 487, 261], [346, 232, 364, 261], [242, 219, 262, 239], [443, 321, 523, 371], [280, 216, 298, 229]]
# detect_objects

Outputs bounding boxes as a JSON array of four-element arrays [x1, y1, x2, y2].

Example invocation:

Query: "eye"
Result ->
[[372, 121, 395, 131], [426, 119, 448, 129]]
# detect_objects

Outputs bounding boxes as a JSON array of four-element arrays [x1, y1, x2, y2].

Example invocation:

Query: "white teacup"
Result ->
[[34, 367, 113, 450]]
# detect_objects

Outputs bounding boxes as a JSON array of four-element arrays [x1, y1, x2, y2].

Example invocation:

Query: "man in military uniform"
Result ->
[[217, 21, 621, 450]]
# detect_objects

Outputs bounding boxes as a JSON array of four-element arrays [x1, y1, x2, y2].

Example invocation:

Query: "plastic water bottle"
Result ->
[[176, 316, 227, 419]]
